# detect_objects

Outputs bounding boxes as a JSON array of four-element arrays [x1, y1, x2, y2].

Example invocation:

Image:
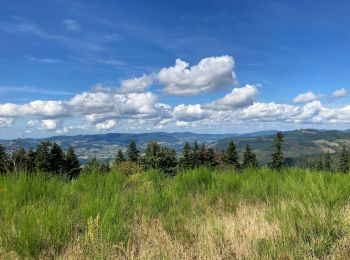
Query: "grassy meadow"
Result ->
[[1, 167, 350, 259]]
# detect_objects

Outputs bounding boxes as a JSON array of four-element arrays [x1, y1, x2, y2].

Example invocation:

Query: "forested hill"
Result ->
[[211, 129, 350, 163], [1, 129, 349, 162], [0, 132, 244, 161]]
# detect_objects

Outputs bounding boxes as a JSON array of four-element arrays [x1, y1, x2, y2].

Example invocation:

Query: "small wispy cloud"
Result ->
[[0, 17, 102, 51], [26, 55, 58, 64], [0, 86, 73, 96], [331, 88, 347, 99], [62, 19, 80, 31]]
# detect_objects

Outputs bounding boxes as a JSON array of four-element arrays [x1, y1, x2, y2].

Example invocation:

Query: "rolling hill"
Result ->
[[211, 129, 350, 163], [1, 129, 350, 164]]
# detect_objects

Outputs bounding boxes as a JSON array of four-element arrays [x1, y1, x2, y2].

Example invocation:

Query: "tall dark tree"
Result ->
[[0, 144, 9, 173], [191, 140, 200, 168], [127, 141, 139, 162], [115, 149, 126, 165], [26, 148, 36, 173], [242, 145, 258, 169], [35, 141, 52, 172], [64, 146, 81, 179], [199, 143, 206, 165], [324, 151, 332, 172], [49, 142, 65, 174], [271, 131, 284, 171], [141, 141, 177, 176], [205, 147, 218, 168], [339, 146, 349, 173], [223, 141, 240, 170], [315, 157, 324, 171], [179, 142, 192, 169]]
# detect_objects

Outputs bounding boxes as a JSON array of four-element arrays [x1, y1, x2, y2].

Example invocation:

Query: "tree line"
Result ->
[[1, 131, 349, 177], [0, 141, 80, 179]]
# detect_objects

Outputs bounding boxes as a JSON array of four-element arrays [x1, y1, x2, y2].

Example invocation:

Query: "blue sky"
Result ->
[[1, 0, 350, 138]]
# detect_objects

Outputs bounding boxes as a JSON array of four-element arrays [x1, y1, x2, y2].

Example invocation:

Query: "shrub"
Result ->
[[115, 161, 142, 176]]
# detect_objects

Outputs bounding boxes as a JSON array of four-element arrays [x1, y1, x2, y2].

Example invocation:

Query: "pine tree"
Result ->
[[179, 142, 191, 169], [223, 141, 240, 170], [271, 131, 284, 171], [127, 141, 139, 162], [64, 146, 80, 179], [35, 141, 52, 172], [49, 142, 65, 174], [141, 141, 177, 176], [199, 143, 206, 165], [191, 140, 200, 168], [115, 149, 125, 165], [205, 147, 218, 168], [324, 151, 332, 172], [315, 157, 324, 171], [26, 148, 36, 173], [339, 146, 349, 173], [242, 145, 258, 169], [0, 144, 9, 174]]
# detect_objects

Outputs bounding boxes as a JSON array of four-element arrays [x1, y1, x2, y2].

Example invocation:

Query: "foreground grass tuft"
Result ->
[[0, 168, 350, 258]]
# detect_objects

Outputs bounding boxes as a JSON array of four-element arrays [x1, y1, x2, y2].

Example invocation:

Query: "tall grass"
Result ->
[[0, 168, 350, 258]]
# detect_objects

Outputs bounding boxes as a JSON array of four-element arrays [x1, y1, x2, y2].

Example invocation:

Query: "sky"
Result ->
[[1, 0, 350, 139]]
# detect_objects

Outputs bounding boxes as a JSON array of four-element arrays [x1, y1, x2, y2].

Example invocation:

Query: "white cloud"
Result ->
[[0, 117, 14, 128], [158, 55, 236, 96], [3, 55, 350, 134], [118, 74, 154, 94], [95, 119, 117, 130], [173, 104, 207, 121], [206, 84, 258, 110], [41, 119, 59, 131], [27, 120, 38, 127], [331, 88, 347, 99], [62, 19, 80, 31], [293, 91, 319, 103], [0, 101, 67, 118], [176, 121, 189, 127]]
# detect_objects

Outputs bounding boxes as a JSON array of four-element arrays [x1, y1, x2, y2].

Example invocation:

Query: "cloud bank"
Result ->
[[0, 55, 349, 135]]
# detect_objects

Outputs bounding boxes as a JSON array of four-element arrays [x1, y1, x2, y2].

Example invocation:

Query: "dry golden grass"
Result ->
[[116, 203, 280, 259]]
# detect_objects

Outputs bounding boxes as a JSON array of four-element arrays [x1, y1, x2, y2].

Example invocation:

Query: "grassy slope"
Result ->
[[0, 168, 350, 259]]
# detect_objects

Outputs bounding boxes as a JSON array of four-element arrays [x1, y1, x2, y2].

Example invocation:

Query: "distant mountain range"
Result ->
[[1, 129, 350, 164]]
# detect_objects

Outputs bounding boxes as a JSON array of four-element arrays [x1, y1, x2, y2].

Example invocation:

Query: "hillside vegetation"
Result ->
[[1, 168, 350, 259], [3, 129, 350, 163]]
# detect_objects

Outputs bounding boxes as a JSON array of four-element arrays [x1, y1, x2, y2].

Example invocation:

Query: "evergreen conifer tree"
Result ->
[[141, 141, 177, 175], [115, 149, 126, 165], [324, 151, 332, 172], [0, 144, 8, 173], [64, 146, 81, 179], [315, 157, 324, 171], [205, 147, 218, 168], [223, 141, 240, 170], [199, 143, 206, 165], [179, 142, 191, 169], [271, 131, 284, 171], [26, 148, 36, 173], [127, 141, 139, 162], [49, 142, 65, 174], [191, 140, 200, 168], [35, 141, 52, 172], [242, 145, 258, 169], [339, 146, 349, 173]]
